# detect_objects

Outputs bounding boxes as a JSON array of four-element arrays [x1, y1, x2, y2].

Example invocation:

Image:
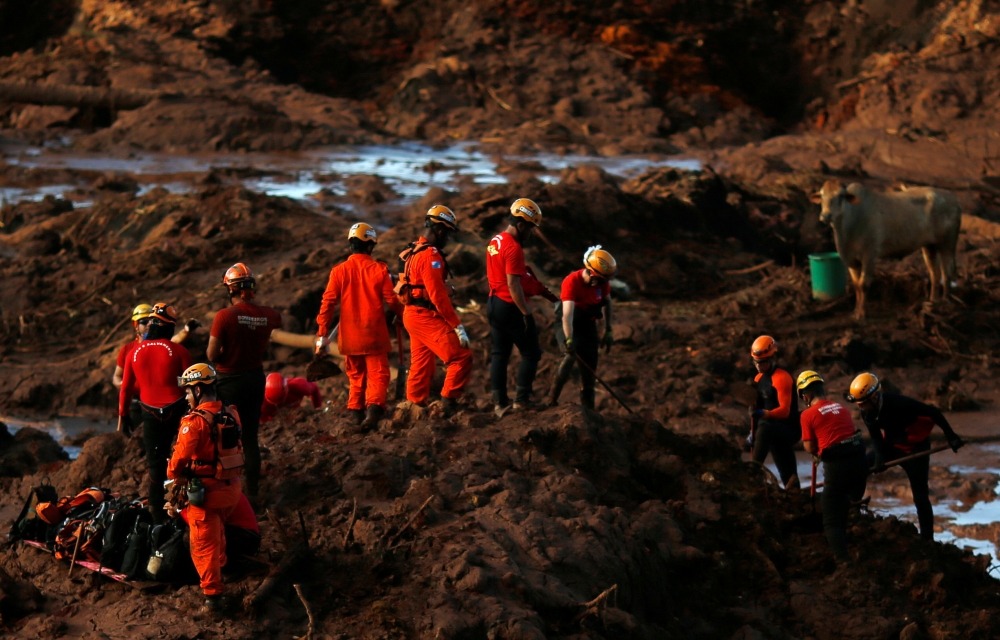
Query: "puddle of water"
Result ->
[[3, 415, 116, 460], [1, 142, 702, 207]]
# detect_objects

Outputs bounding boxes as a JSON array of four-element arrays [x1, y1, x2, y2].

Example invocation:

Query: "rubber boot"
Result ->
[[547, 355, 574, 406], [440, 396, 458, 417], [493, 391, 512, 418], [513, 386, 532, 411], [361, 405, 384, 429], [204, 594, 226, 614], [348, 409, 365, 425], [580, 386, 595, 410]]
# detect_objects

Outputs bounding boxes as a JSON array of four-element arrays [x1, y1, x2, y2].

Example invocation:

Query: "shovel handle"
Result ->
[[876, 443, 951, 471], [574, 353, 635, 414], [810, 459, 817, 498]]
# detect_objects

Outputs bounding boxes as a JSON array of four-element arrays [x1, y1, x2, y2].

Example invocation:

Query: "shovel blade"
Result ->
[[306, 357, 342, 382]]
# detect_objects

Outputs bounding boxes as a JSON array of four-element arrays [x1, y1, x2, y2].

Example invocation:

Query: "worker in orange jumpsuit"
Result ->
[[169, 363, 244, 613], [397, 205, 473, 415], [315, 223, 404, 427], [260, 372, 324, 424]]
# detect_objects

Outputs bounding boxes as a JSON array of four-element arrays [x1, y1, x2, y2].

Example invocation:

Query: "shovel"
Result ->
[[394, 322, 407, 401], [306, 325, 342, 382], [574, 354, 635, 415]]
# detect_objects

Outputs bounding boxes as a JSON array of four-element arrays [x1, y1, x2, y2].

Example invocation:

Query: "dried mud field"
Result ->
[[3, 1, 1000, 639]]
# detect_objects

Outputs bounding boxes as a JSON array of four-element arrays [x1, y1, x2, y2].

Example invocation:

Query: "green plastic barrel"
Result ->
[[808, 252, 848, 300]]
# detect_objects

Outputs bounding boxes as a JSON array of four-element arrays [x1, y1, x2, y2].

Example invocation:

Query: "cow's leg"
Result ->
[[921, 246, 939, 301], [848, 265, 864, 321], [940, 245, 958, 291]]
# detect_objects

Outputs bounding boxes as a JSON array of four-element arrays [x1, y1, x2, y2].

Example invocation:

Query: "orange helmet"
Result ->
[[847, 373, 881, 403], [131, 304, 153, 323], [426, 204, 459, 231], [348, 222, 378, 243], [583, 245, 617, 278], [510, 198, 542, 226], [751, 335, 777, 360], [178, 363, 217, 388], [223, 263, 256, 292], [149, 302, 177, 324], [265, 372, 288, 405]]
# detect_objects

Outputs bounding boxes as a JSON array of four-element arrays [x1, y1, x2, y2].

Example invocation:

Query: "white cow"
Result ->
[[810, 180, 961, 320]]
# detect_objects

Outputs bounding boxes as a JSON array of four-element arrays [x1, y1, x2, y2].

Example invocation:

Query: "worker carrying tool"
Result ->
[[746, 335, 802, 490], [396, 206, 473, 416], [486, 198, 559, 417], [797, 370, 867, 562], [848, 372, 964, 540], [260, 372, 324, 425], [208, 263, 282, 503], [547, 245, 616, 409], [169, 363, 245, 612], [118, 303, 193, 524], [315, 223, 403, 427]]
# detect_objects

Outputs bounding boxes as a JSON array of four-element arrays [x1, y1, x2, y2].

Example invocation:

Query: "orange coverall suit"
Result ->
[[167, 401, 243, 596], [316, 254, 404, 410], [403, 238, 473, 405]]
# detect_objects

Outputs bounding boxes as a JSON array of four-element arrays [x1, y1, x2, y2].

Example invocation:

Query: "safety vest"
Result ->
[[188, 407, 245, 480], [394, 241, 449, 310]]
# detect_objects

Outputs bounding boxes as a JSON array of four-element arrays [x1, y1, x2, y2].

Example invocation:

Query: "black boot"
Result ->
[[580, 387, 595, 410], [348, 409, 365, 425], [513, 386, 533, 410], [361, 405, 384, 429], [441, 396, 459, 416]]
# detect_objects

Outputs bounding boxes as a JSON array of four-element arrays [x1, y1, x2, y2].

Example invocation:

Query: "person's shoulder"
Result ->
[[773, 368, 794, 383]]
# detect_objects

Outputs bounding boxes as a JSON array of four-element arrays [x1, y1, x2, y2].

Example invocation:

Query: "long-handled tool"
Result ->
[[306, 324, 342, 382], [810, 459, 817, 498], [394, 322, 407, 401], [749, 412, 758, 457], [574, 354, 635, 415], [876, 443, 952, 471]]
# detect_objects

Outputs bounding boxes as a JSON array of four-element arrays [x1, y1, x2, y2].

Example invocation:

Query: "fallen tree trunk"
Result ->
[[270, 328, 400, 380], [0, 81, 169, 111]]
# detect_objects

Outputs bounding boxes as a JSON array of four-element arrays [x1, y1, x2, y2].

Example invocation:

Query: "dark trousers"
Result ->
[[552, 319, 598, 406], [141, 399, 186, 524], [216, 368, 265, 498], [868, 440, 932, 539], [752, 421, 800, 486], [821, 443, 868, 559], [487, 296, 541, 403]]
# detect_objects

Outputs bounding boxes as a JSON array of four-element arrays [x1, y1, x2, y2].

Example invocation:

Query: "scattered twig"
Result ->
[[245, 510, 311, 615], [342, 498, 357, 551], [266, 509, 292, 547], [485, 86, 514, 111], [292, 584, 316, 640], [722, 260, 775, 276], [573, 584, 619, 623], [297, 510, 308, 541], [68, 523, 84, 578], [380, 495, 434, 550]]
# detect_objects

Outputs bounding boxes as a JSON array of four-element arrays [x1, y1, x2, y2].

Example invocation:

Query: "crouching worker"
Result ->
[[169, 364, 245, 612], [261, 373, 323, 425], [797, 371, 867, 562]]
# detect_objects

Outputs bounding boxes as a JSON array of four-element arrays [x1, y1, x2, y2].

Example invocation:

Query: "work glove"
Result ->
[[184, 318, 201, 333], [564, 336, 576, 356], [523, 313, 536, 334], [314, 335, 328, 356], [118, 415, 134, 438], [948, 436, 965, 453], [600, 328, 614, 353], [742, 433, 754, 453], [454, 324, 470, 348], [749, 407, 765, 420]]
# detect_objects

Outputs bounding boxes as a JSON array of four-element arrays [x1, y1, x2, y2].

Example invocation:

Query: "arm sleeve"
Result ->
[[167, 417, 198, 479], [800, 412, 815, 446], [118, 356, 136, 417], [116, 343, 128, 368], [862, 411, 886, 454], [521, 266, 547, 297], [765, 370, 793, 420], [209, 310, 227, 339], [912, 397, 958, 440], [308, 382, 323, 408], [382, 268, 404, 317], [560, 275, 575, 302], [316, 267, 341, 337], [504, 242, 526, 276], [420, 252, 462, 327]]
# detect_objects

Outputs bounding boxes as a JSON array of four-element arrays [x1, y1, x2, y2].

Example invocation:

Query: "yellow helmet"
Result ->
[[131, 304, 153, 322], [583, 245, 617, 278], [796, 370, 824, 392], [426, 204, 459, 231], [348, 222, 378, 243], [510, 198, 542, 226], [847, 373, 881, 403], [178, 363, 217, 388]]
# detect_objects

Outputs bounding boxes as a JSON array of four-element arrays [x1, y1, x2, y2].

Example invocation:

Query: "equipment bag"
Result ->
[[120, 519, 152, 580], [7, 478, 58, 545], [53, 512, 103, 562], [100, 500, 150, 572], [145, 519, 194, 582], [190, 408, 245, 480]]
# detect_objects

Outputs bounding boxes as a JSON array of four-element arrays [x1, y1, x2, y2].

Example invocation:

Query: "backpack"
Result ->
[[7, 478, 58, 545], [120, 519, 152, 580], [100, 499, 150, 572], [394, 242, 446, 307], [189, 407, 244, 480], [145, 519, 195, 582]]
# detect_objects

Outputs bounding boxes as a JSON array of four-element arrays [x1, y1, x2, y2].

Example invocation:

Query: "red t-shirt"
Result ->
[[119, 339, 192, 415], [116, 338, 141, 368], [210, 302, 283, 373], [560, 269, 611, 311], [800, 399, 858, 456], [260, 377, 323, 424], [486, 232, 547, 303]]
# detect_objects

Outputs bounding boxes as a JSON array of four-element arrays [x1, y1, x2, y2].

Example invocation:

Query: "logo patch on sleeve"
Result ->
[[431, 261, 442, 269]]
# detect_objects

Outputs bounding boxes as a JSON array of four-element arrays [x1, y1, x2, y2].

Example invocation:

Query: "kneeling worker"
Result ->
[[170, 363, 245, 612], [548, 245, 616, 409], [848, 373, 964, 540], [315, 223, 402, 426], [261, 372, 323, 425], [797, 371, 867, 561], [747, 335, 801, 490]]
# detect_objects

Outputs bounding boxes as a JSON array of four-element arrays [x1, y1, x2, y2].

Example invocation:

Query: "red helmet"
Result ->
[[751, 335, 777, 360], [149, 302, 177, 324], [265, 372, 288, 405], [223, 263, 255, 289]]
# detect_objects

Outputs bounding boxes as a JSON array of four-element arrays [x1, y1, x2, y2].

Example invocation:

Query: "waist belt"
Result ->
[[406, 297, 437, 312], [139, 397, 187, 420], [821, 433, 865, 461]]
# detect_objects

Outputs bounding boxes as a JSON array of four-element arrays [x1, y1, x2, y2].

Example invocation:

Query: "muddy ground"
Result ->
[[3, 0, 1000, 638]]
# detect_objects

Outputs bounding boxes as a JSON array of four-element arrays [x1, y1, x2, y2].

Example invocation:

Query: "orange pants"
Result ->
[[344, 353, 390, 410], [403, 306, 473, 405], [188, 479, 242, 596]]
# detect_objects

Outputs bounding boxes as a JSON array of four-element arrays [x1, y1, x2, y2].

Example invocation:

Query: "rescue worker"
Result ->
[[208, 263, 282, 503], [178, 492, 260, 576], [797, 370, 867, 562], [118, 303, 193, 523], [747, 335, 801, 490], [397, 206, 473, 415], [486, 198, 559, 416], [848, 373, 964, 540], [547, 245, 617, 409], [261, 372, 324, 425], [314, 223, 402, 426], [169, 363, 245, 612], [114, 304, 153, 429]]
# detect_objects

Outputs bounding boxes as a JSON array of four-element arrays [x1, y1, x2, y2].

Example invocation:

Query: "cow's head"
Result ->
[[810, 180, 860, 225]]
